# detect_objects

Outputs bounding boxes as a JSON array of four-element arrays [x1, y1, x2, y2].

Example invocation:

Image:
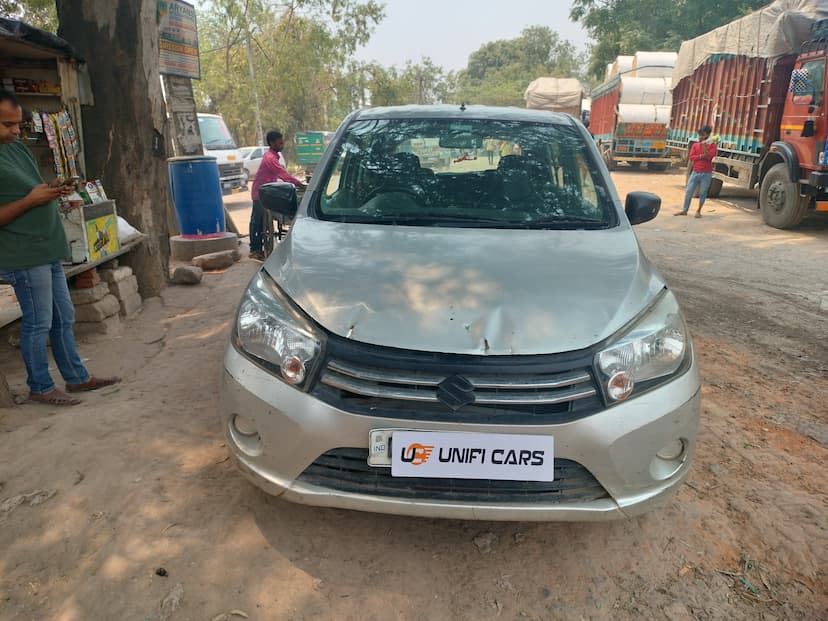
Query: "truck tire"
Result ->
[[759, 163, 809, 229], [707, 177, 723, 198], [629, 161, 642, 169], [649, 162, 669, 172]]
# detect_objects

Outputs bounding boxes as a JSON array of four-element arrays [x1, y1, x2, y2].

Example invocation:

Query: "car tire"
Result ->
[[759, 163, 809, 229]]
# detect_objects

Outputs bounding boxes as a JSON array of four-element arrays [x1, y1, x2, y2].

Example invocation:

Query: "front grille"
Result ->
[[219, 163, 243, 177], [312, 336, 604, 424], [296, 448, 610, 503]]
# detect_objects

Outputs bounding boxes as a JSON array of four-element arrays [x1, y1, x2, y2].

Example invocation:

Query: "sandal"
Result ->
[[673, 211, 687, 216], [66, 376, 121, 393], [29, 389, 82, 406]]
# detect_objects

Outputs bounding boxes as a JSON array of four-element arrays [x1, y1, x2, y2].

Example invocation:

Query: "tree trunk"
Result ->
[[0, 371, 13, 408], [55, 0, 170, 295]]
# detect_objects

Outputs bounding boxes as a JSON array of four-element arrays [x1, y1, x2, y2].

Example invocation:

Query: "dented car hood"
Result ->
[[266, 218, 665, 355]]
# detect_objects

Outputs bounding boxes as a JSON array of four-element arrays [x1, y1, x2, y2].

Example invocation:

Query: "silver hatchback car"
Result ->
[[220, 105, 700, 521]]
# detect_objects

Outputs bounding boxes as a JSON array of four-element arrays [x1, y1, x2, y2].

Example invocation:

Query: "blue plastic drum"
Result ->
[[167, 156, 226, 238]]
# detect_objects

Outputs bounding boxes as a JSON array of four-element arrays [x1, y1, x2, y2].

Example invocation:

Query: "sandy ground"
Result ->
[[0, 170, 826, 621]]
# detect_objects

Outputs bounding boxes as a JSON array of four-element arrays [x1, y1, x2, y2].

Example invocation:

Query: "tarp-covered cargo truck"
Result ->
[[668, 0, 828, 228], [524, 78, 585, 118], [590, 75, 673, 170]]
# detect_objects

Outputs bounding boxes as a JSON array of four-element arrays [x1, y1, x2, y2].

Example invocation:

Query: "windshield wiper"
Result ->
[[515, 217, 610, 229]]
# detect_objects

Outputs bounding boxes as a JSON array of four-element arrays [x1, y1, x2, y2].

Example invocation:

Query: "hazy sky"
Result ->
[[191, 0, 591, 71], [354, 0, 590, 71]]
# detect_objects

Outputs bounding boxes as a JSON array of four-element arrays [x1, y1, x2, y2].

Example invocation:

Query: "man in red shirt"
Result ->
[[675, 125, 717, 218], [249, 129, 306, 260]]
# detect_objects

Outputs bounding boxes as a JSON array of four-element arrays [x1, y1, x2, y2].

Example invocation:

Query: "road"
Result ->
[[0, 169, 825, 621]]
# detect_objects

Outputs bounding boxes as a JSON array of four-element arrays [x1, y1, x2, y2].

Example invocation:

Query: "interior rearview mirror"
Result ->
[[259, 182, 298, 218], [625, 191, 661, 225], [439, 133, 483, 149]]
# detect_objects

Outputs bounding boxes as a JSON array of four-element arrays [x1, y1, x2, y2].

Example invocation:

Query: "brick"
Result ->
[[70, 282, 110, 305], [74, 294, 120, 323], [118, 291, 142, 318], [171, 266, 203, 285], [99, 266, 133, 284], [73, 269, 101, 289], [108, 275, 139, 300], [74, 314, 122, 338]]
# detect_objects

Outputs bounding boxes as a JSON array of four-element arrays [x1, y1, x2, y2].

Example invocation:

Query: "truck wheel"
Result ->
[[759, 163, 809, 229], [707, 178, 723, 198], [629, 161, 642, 169], [649, 162, 669, 172]]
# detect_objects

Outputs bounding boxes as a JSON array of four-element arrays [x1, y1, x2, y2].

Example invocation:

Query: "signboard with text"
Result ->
[[158, 0, 201, 80]]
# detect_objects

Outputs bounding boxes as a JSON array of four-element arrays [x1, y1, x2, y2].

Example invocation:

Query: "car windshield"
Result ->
[[315, 117, 615, 229], [198, 116, 237, 150]]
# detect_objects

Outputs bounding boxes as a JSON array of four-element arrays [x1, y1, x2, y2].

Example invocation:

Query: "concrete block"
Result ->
[[70, 282, 110, 305], [192, 250, 236, 271], [108, 275, 139, 300], [171, 266, 203, 285], [170, 233, 238, 262], [99, 266, 133, 284], [118, 291, 143, 318], [74, 314, 122, 338], [74, 294, 120, 323]]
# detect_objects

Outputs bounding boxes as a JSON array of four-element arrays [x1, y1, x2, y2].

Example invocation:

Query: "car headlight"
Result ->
[[235, 270, 323, 387], [595, 291, 688, 402]]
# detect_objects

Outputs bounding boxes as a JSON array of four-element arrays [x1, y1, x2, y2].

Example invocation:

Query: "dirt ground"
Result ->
[[0, 169, 826, 621]]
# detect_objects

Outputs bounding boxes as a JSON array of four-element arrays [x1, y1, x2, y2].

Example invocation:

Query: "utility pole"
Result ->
[[246, 33, 265, 146]]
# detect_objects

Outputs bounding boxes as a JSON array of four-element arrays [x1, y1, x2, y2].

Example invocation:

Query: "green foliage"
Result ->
[[333, 57, 453, 113], [194, 0, 384, 150], [0, 0, 57, 31], [570, 0, 770, 80], [454, 26, 585, 107]]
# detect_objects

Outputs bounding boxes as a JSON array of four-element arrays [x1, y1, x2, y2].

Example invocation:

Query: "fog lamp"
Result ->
[[280, 355, 306, 384], [657, 439, 685, 461], [607, 371, 634, 401], [232, 414, 259, 437]]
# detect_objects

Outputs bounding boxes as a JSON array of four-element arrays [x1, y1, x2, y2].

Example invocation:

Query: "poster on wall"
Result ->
[[163, 75, 203, 155], [158, 0, 201, 80]]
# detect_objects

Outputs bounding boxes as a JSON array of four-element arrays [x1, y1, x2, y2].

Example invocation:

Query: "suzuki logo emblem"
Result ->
[[437, 374, 475, 411]]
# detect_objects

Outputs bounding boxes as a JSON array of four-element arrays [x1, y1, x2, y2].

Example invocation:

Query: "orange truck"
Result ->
[[668, 1, 828, 228]]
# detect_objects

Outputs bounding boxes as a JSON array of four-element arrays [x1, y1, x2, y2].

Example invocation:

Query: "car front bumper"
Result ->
[[220, 345, 701, 521]]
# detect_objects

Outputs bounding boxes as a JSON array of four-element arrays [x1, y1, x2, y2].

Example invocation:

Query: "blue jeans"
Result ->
[[0, 262, 90, 394], [683, 171, 713, 213]]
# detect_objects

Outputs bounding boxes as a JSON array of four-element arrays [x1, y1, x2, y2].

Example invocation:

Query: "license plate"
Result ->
[[368, 429, 554, 481]]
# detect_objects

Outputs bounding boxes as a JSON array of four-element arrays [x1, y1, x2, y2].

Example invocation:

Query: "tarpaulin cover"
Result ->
[[0, 18, 84, 61], [524, 78, 584, 115], [632, 52, 677, 78], [619, 77, 672, 105], [673, 0, 828, 85], [617, 104, 671, 125]]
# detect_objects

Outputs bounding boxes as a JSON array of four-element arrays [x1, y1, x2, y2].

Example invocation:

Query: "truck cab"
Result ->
[[197, 113, 245, 193], [759, 34, 828, 227]]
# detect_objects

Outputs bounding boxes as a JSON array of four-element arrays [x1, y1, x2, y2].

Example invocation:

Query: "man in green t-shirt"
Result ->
[[0, 90, 118, 406]]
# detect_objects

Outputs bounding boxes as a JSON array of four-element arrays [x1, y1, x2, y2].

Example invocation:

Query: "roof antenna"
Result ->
[[460, 102, 467, 111]]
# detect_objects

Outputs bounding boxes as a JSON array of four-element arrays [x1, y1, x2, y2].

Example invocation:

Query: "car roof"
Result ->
[[353, 104, 575, 125]]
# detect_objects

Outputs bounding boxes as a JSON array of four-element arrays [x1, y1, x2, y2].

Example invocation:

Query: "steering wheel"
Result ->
[[363, 184, 422, 203]]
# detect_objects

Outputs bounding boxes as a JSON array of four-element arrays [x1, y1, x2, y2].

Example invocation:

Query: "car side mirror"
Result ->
[[259, 182, 298, 218], [625, 191, 661, 225]]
